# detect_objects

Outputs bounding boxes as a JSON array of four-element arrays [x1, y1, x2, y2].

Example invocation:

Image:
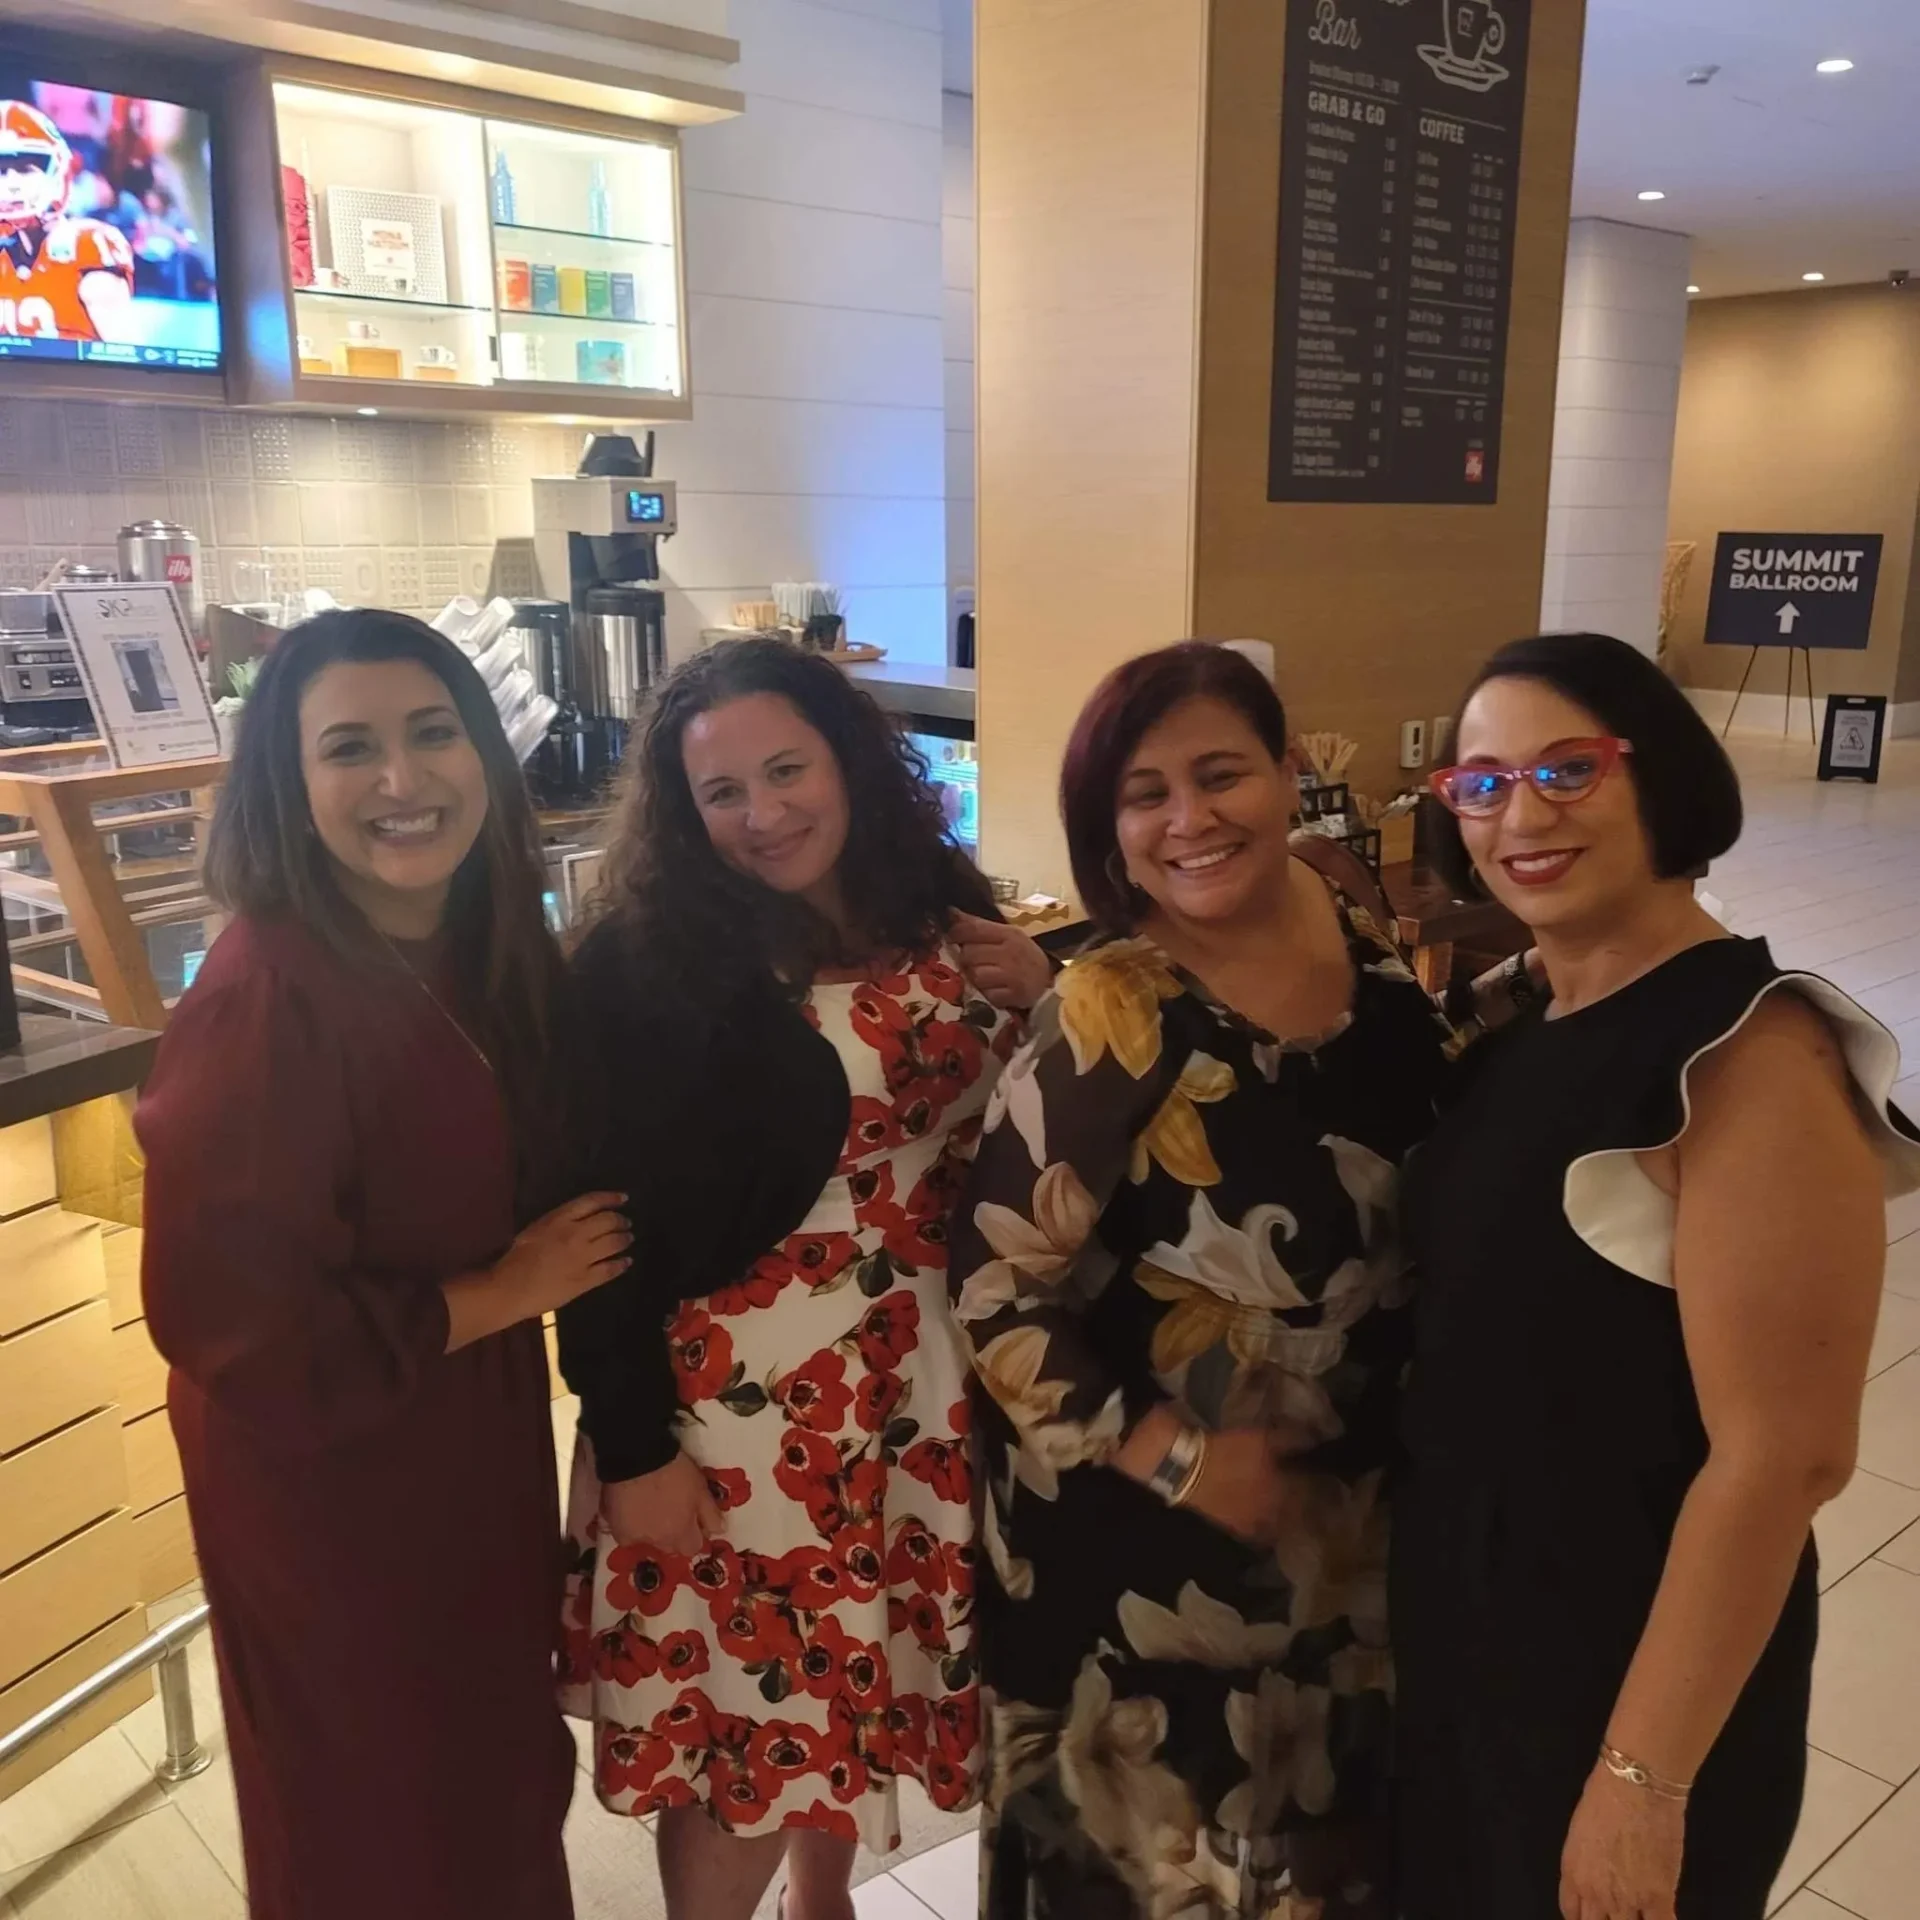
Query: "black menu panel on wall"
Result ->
[[1268, 0, 1532, 505]]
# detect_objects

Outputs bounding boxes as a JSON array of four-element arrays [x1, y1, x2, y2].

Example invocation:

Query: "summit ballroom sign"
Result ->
[[1704, 531, 1884, 651]]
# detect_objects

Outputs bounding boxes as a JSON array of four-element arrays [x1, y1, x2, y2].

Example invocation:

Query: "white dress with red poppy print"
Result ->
[[561, 947, 1015, 1852]]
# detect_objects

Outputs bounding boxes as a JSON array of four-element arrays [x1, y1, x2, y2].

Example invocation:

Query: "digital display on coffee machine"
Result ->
[[624, 488, 667, 526]]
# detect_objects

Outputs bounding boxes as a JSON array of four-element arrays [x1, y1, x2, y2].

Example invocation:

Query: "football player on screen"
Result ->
[[0, 100, 136, 344]]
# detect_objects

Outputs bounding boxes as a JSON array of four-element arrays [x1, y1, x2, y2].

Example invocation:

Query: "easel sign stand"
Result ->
[[1721, 643, 1820, 744], [1702, 532, 1884, 752]]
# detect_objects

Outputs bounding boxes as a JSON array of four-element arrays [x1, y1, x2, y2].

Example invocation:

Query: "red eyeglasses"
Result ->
[[1428, 737, 1633, 819]]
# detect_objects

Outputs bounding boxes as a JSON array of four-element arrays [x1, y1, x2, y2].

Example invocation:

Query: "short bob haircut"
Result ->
[[1061, 641, 1290, 931], [1427, 631, 1743, 898]]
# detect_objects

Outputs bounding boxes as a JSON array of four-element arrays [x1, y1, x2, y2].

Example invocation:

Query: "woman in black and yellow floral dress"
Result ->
[[949, 645, 1460, 1920]]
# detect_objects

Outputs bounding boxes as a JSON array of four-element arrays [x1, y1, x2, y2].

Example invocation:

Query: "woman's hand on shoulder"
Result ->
[[951, 911, 1053, 1012], [601, 1452, 722, 1555], [442, 1192, 632, 1352]]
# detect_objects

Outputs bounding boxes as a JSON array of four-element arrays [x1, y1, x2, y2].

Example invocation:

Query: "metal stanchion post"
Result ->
[[155, 1642, 212, 1783]]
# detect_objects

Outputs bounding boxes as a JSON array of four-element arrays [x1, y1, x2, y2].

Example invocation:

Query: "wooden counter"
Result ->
[[0, 1013, 166, 1800], [0, 1015, 159, 1133]]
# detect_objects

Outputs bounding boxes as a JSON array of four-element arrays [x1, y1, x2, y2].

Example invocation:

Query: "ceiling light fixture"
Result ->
[[1687, 284, 1701, 294], [1816, 58, 1855, 75], [1638, 189, 1667, 202], [1802, 272, 1826, 283], [357, 406, 380, 415]]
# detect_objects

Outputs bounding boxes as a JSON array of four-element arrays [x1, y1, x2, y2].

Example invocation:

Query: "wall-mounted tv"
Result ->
[[0, 82, 220, 373]]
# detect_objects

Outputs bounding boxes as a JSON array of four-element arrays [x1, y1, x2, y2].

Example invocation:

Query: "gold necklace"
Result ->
[[375, 931, 495, 1078]]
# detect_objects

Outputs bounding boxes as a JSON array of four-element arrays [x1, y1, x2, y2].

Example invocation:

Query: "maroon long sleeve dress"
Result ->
[[136, 914, 575, 1920]]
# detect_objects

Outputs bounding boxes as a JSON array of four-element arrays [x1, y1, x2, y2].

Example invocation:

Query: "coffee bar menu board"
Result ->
[[1268, 0, 1532, 504]]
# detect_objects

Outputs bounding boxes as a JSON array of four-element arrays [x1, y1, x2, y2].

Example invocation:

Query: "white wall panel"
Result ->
[[730, 0, 943, 124], [663, 493, 945, 588], [684, 190, 943, 314], [801, 0, 940, 28], [1554, 357, 1684, 416], [681, 98, 942, 223], [659, 0, 949, 663], [691, 294, 943, 407], [942, 358, 975, 433], [1542, 221, 1692, 655], [655, 394, 943, 498], [940, 88, 975, 645]]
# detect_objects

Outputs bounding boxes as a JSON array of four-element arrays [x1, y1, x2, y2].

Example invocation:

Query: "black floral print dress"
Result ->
[[947, 902, 1454, 1920]]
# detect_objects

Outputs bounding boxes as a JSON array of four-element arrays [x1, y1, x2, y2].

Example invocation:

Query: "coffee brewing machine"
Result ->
[[529, 432, 677, 802]]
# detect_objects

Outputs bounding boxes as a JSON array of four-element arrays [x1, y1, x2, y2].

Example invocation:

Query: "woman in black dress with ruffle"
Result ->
[[1396, 635, 1920, 1920]]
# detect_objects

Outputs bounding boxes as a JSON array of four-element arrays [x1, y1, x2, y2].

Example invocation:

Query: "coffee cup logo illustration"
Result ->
[[1420, 0, 1510, 90]]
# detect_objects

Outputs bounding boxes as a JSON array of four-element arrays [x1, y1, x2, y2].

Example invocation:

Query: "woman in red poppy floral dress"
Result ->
[[556, 641, 1048, 1920]]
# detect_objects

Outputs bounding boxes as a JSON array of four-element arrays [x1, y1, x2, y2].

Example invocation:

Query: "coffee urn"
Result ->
[[531, 433, 675, 779], [117, 520, 206, 640], [506, 597, 596, 807]]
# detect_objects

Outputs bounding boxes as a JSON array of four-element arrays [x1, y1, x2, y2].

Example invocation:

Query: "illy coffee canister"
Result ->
[[116, 519, 204, 632]]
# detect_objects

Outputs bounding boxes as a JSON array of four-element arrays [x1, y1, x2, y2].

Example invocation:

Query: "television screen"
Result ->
[[0, 82, 220, 371]]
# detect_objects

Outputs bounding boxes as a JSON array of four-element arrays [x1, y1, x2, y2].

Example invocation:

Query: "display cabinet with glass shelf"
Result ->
[[228, 62, 691, 419], [487, 119, 684, 400], [273, 82, 495, 392]]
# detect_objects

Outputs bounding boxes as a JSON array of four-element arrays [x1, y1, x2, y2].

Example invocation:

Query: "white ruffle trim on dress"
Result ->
[[1562, 974, 1920, 1291]]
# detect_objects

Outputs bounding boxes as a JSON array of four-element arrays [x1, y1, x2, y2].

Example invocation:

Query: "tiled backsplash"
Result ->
[[0, 399, 591, 619]]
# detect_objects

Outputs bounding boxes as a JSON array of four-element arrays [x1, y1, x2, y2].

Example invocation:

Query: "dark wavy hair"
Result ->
[[1427, 632, 1743, 897], [1061, 641, 1292, 930], [203, 608, 567, 1179], [591, 637, 994, 1016]]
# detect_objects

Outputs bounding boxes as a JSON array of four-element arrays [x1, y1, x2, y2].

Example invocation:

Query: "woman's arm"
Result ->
[[553, 947, 698, 1485], [1559, 993, 1883, 1920], [950, 966, 1301, 1542], [947, 988, 1147, 1467], [138, 971, 452, 1450], [559, 951, 850, 1549]]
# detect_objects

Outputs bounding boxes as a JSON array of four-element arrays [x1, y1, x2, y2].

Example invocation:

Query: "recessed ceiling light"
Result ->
[[356, 406, 380, 415], [1802, 272, 1826, 283], [1817, 58, 1855, 75], [1687, 284, 1701, 294], [1638, 190, 1667, 202]]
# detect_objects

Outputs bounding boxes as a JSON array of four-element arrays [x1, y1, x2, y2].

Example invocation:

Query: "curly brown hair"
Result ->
[[590, 637, 995, 1018]]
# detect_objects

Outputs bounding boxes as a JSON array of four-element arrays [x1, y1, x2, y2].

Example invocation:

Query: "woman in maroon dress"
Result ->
[[137, 609, 631, 1919]]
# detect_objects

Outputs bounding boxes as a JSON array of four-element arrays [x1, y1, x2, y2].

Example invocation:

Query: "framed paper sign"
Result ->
[[51, 582, 220, 768], [360, 218, 419, 282]]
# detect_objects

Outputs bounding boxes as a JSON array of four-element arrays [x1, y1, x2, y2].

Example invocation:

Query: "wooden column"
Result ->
[[976, 0, 1588, 900]]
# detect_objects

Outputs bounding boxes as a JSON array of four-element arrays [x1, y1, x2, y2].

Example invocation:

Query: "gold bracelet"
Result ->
[[1599, 1744, 1691, 1802], [1169, 1427, 1210, 1507]]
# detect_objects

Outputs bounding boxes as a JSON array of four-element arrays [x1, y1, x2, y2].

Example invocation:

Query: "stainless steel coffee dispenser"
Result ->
[[531, 432, 676, 782]]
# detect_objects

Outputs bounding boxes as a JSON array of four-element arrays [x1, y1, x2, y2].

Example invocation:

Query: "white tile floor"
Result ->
[[6, 732, 1920, 1917]]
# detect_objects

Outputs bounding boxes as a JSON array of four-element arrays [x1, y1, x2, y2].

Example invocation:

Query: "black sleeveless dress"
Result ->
[[1393, 937, 1920, 1920]]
